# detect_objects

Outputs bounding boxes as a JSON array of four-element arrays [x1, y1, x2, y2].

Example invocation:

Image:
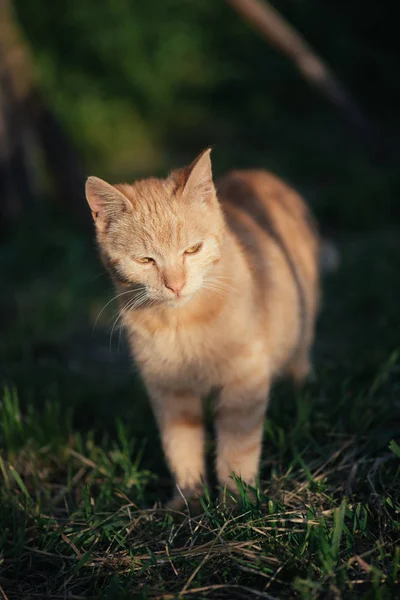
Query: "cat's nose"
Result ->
[[163, 269, 186, 297], [165, 281, 184, 296]]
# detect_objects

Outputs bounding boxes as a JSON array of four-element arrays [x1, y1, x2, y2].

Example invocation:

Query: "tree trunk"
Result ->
[[0, 0, 88, 229]]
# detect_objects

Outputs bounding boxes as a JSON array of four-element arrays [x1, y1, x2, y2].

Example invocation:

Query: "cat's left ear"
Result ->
[[182, 148, 215, 203]]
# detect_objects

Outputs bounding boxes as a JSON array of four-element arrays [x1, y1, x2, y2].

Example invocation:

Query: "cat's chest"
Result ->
[[130, 317, 237, 389], [137, 320, 222, 366]]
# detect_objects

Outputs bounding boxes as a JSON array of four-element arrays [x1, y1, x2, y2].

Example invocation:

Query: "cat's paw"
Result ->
[[165, 487, 206, 516]]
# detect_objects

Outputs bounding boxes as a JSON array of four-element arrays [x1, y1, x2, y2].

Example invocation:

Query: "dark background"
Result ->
[[9, 0, 400, 229]]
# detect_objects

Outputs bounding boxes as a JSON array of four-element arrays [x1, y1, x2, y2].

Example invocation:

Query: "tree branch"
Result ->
[[226, 0, 381, 146]]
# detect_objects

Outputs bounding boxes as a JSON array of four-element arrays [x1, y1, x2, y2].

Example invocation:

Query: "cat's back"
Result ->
[[217, 169, 320, 371], [217, 169, 319, 281], [218, 169, 318, 248]]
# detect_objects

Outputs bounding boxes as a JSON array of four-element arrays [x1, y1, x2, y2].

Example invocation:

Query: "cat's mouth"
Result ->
[[165, 293, 192, 308], [145, 285, 201, 308]]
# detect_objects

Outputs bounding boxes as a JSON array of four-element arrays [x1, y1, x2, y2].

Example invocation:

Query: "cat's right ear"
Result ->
[[85, 176, 132, 227]]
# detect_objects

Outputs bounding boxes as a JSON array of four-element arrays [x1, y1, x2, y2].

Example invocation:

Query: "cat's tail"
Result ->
[[319, 238, 340, 274]]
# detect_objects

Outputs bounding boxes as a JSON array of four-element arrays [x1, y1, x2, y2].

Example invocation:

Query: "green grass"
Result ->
[[0, 217, 399, 599]]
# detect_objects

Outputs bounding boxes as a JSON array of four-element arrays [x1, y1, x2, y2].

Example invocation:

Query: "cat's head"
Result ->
[[85, 149, 225, 307]]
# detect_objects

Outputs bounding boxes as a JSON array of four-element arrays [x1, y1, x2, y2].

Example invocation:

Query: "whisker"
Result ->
[[206, 283, 235, 293], [94, 289, 139, 330], [204, 279, 234, 289], [118, 296, 151, 350], [109, 291, 148, 352], [208, 275, 235, 281], [90, 270, 108, 283], [201, 284, 230, 298], [121, 291, 147, 311], [204, 276, 236, 290], [203, 279, 236, 293], [109, 313, 123, 353]]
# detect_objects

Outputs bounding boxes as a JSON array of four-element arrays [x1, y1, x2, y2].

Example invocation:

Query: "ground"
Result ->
[[0, 214, 399, 599]]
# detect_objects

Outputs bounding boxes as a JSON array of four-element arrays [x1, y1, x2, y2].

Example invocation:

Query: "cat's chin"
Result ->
[[165, 294, 193, 308]]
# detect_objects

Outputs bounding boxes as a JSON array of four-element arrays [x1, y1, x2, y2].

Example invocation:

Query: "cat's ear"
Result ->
[[182, 148, 215, 202], [85, 176, 132, 225]]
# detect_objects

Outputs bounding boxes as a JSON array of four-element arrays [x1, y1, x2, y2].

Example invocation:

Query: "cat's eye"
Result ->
[[135, 256, 154, 264], [185, 242, 203, 255]]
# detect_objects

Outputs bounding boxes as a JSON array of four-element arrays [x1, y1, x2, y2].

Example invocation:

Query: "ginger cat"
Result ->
[[85, 149, 320, 507]]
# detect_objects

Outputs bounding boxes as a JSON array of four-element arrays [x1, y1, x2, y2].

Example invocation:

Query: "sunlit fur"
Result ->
[[86, 149, 320, 506]]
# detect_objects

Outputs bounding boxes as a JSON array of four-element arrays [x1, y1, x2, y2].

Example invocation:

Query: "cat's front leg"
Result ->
[[215, 372, 270, 500], [148, 386, 206, 508]]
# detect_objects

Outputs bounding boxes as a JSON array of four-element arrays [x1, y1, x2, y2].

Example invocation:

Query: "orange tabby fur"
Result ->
[[85, 149, 320, 505]]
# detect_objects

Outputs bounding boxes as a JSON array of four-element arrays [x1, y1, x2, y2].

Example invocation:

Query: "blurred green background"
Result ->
[[13, 0, 400, 230]]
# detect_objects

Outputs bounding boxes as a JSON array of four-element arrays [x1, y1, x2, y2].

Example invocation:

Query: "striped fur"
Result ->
[[85, 149, 320, 505]]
